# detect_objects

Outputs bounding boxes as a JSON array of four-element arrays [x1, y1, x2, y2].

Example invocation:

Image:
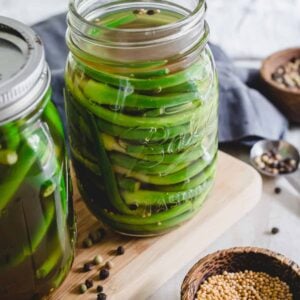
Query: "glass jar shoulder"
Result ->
[[65, 49, 217, 104], [0, 90, 65, 162]]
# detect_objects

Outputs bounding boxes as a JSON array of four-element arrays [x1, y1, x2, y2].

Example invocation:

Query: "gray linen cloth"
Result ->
[[33, 13, 288, 145]]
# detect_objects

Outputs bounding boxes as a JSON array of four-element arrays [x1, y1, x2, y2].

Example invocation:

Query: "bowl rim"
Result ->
[[260, 47, 300, 96], [181, 246, 300, 300]]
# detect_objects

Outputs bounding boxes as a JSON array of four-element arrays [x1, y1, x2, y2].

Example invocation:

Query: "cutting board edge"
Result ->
[[107, 152, 263, 299], [50, 151, 263, 300]]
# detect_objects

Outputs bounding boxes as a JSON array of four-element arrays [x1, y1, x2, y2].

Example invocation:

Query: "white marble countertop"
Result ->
[[1, 1, 300, 299]]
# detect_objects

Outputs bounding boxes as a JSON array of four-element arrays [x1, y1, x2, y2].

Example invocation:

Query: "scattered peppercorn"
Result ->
[[83, 262, 93, 272], [79, 283, 87, 294], [94, 255, 103, 265], [97, 292, 107, 300], [97, 285, 104, 293], [105, 260, 114, 269], [99, 268, 110, 280], [274, 187, 282, 194], [196, 270, 293, 300], [85, 278, 94, 289], [271, 227, 280, 235], [116, 246, 125, 255], [133, 9, 140, 14], [83, 237, 93, 248]]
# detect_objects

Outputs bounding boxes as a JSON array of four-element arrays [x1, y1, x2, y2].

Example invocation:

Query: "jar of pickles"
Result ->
[[65, 0, 218, 236], [0, 17, 75, 299]]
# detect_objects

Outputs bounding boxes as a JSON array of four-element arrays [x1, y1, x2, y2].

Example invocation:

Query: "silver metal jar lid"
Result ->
[[0, 16, 50, 125]]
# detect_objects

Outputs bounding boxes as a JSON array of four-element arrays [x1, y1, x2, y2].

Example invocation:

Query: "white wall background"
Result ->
[[1, 0, 300, 64], [0, 0, 67, 25]]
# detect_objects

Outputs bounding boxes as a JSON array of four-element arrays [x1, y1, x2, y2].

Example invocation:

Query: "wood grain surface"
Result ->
[[50, 151, 262, 300]]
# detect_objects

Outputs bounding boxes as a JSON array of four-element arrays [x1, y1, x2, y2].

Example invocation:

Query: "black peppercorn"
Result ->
[[147, 9, 156, 15], [116, 246, 125, 255], [85, 278, 94, 289], [97, 293, 107, 300], [99, 268, 110, 280], [97, 285, 104, 293], [83, 263, 92, 272], [274, 187, 282, 194], [271, 227, 280, 235]]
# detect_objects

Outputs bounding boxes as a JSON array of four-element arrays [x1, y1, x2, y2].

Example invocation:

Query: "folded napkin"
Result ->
[[33, 14, 288, 145]]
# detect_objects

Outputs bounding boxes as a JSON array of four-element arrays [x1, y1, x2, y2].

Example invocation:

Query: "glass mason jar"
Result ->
[[65, 0, 218, 236], [0, 17, 75, 299]]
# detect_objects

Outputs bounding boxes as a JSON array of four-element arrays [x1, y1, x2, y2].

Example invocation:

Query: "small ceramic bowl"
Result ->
[[260, 48, 300, 123], [181, 247, 300, 300]]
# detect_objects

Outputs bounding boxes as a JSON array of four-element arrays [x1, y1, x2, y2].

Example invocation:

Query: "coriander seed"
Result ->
[[105, 260, 114, 269], [94, 255, 103, 265], [79, 284, 87, 294]]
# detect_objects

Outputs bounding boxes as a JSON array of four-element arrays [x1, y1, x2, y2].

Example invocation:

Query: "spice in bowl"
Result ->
[[272, 57, 300, 90], [254, 150, 297, 175], [196, 270, 293, 300]]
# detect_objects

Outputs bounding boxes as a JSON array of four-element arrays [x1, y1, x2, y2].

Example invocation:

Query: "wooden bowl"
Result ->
[[260, 48, 300, 123], [181, 247, 300, 300]]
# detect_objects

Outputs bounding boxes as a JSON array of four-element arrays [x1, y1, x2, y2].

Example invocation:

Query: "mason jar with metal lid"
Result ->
[[0, 17, 75, 300]]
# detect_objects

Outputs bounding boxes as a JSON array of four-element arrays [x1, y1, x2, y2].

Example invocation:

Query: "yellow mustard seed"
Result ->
[[196, 270, 293, 300]]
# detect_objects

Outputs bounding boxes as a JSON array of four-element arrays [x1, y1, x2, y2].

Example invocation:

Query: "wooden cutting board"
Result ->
[[50, 151, 262, 300]]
